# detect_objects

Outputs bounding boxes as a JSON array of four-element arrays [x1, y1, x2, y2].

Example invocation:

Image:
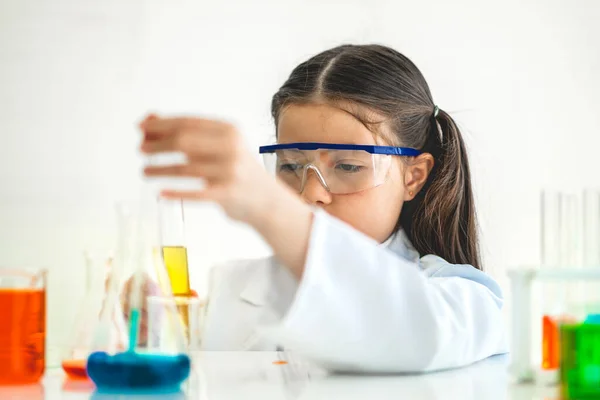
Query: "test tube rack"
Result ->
[[508, 267, 600, 383]]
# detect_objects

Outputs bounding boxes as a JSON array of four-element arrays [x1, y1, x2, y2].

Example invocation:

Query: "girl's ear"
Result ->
[[403, 153, 434, 201]]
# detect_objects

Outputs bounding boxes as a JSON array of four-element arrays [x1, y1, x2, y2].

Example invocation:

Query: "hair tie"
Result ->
[[430, 105, 442, 144]]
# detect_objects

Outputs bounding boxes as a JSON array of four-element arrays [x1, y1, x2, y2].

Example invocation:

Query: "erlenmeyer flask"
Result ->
[[61, 252, 128, 380], [87, 193, 191, 393]]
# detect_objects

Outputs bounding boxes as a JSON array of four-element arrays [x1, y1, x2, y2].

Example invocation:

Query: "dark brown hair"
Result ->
[[271, 44, 481, 270]]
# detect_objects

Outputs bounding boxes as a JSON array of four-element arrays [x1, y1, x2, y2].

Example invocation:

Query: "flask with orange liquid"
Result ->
[[61, 252, 128, 380]]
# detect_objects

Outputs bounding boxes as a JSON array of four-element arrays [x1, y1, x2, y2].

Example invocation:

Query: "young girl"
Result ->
[[139, 44, 507, 372]]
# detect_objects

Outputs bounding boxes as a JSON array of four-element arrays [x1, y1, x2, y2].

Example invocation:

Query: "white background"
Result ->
[[1, 0, 599, 348]]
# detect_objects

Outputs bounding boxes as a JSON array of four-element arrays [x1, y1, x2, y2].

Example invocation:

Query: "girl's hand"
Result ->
[[139, 114, 313, 278], [140, 115, 278, 226]]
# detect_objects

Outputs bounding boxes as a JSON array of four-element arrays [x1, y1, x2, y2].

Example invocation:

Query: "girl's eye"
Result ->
[[336, 164, 364, 173], [278, 163, 303, 172]]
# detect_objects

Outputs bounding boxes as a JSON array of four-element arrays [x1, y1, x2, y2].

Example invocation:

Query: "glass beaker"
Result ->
[[560, 322, 600, 399], [0, 383, 44, 400], [0, 268, 47, 384], [61, 252, 128, 380], [158, 198, 191, 297], [148, 295, 203, 352]]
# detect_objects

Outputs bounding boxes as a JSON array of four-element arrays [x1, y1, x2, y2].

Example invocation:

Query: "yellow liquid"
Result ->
[[162, 246, 190, 296], [174, 298, 192, 332]]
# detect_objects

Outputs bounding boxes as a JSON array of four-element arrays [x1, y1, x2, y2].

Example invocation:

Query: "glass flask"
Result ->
[[61, 252, 128, 380], [86, 193, 191, 394]]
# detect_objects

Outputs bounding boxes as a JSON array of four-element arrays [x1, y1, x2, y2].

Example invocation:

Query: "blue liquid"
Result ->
[[128, 308, 141, 352], [87, 351, 191, 393], [585, 314, 600, 324]]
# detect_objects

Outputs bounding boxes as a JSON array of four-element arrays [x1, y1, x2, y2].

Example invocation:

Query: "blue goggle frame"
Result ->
[[259, 142, 422, 156]]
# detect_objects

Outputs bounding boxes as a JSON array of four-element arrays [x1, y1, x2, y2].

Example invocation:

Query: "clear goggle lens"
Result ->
[[262, 149, 393, 195]]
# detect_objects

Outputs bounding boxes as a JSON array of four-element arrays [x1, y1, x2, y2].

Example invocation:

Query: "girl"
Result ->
[[140, 44, 507, 372]]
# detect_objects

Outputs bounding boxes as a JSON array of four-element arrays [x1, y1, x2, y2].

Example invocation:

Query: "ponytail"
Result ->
[[398, 109, 481, 270]]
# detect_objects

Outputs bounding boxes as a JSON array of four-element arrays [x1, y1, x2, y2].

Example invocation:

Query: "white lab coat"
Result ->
[[202, 208, 508, 373]]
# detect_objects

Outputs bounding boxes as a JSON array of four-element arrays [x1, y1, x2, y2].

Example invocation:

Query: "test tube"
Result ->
[[583, 189, 600, 267], [158, 198, 190, 296], [539, 190, 581, 371], [583, 189, 600, 318], [541, 190, 561, 269], [560, 193, 581, 269], [540, 190, 559, 371]]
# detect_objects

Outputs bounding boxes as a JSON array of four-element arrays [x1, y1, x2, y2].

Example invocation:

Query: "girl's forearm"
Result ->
[[249, 182, 313, 279]]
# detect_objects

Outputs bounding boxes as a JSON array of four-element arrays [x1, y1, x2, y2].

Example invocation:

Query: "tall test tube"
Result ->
[[158, 198, 190, 297]]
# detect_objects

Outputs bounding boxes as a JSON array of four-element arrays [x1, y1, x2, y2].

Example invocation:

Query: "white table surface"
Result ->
[[0, 352, 561, 400]]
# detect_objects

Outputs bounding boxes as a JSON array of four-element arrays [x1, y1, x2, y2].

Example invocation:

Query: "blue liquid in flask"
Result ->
[[87, 309, 190, 393], [87, 351, 191, 393]]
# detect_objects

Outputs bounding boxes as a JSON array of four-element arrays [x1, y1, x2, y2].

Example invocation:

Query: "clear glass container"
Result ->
[[0, 268, 47, 384], [510, 188, 600, 384], [86, 193, 190, 393], [61, 252, 127, 380], [158, 198, 190, 297]]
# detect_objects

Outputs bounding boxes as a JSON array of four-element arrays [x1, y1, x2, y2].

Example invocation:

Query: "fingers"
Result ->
[[160, 188, 222, 202], [140, 117, 227, 138], [141, 129, 231, 158], [139, 113, 159, 126], [139, 117, 240, 162], [144, 162, 224, 180], [137, 114, 257, 215]]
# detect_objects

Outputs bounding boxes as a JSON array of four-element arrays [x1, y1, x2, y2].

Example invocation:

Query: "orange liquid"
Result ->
[[61, 378, 95, 393], [542, 315, 560, 370], [0, 288, 45, 384], [62, 359, 88, 379]]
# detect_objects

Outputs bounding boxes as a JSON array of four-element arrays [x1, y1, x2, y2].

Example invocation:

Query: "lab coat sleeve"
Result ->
[[261, 209, 507, 373]]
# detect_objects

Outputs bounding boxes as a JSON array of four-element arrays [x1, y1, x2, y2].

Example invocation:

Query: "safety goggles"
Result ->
[[259, 142, 421, 194]]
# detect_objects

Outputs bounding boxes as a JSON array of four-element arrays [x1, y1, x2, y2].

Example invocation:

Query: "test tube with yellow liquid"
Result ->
[[157, 198, 196, 336], [158, 198, 190, 297]]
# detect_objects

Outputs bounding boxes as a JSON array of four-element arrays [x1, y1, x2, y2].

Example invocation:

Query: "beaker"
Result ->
[[560, 322, 600, 399], [148, 295, 203, 351], [0, 383, 45, 400], [87, 193, 191, 393], [0, 268, 47, 384], [158, 198, 190, 296], [61, 252, 128, 380]]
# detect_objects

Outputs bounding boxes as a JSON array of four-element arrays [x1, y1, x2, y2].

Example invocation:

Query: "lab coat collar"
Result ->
[[385, 229, 421, 265], [239, 226, 420, 307]]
